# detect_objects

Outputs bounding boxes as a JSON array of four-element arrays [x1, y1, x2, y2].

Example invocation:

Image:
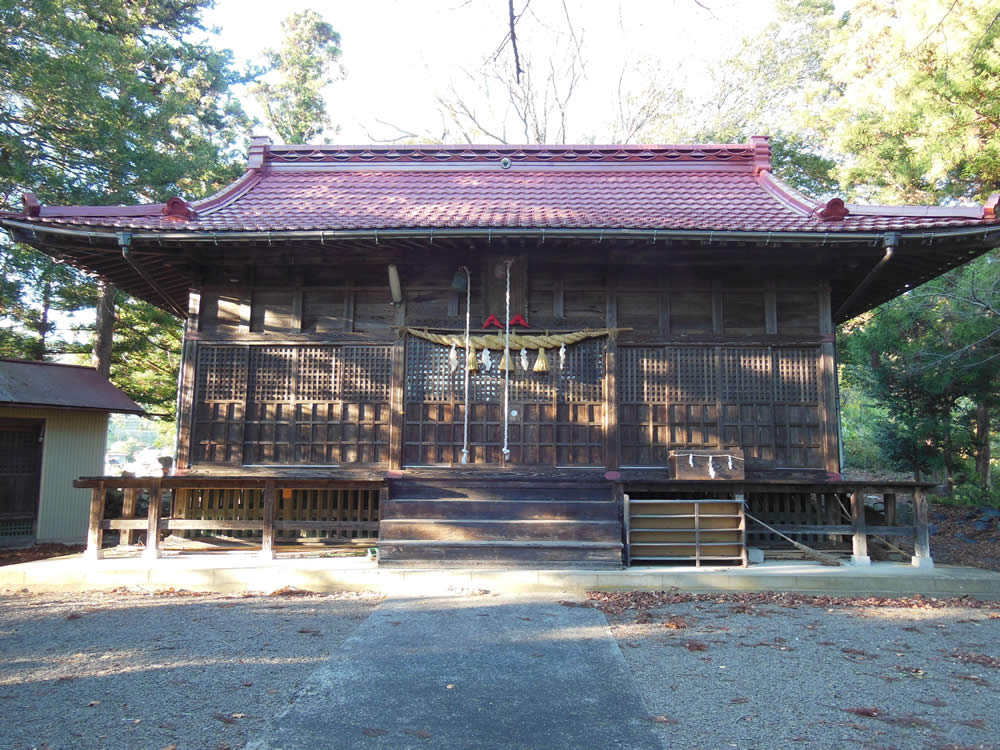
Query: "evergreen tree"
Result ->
[[0, 0, 253, 417], [252, 10, 342, 144]]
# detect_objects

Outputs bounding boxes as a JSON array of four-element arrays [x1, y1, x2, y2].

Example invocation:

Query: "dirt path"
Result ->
[[0, 589, 381, 750], [595, 591, 1000, 750]]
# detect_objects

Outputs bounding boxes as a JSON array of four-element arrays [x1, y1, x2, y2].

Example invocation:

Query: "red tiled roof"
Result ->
[[6, 137, 998, 234]]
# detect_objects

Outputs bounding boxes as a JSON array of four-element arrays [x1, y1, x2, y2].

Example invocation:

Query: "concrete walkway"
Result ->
[[2, 551, 1000, 598], [245, 594, 665, 750]]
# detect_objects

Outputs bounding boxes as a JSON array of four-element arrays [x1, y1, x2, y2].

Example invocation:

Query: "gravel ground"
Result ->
[[0, 589, 381, 750], [600, 594, 1000, 750]]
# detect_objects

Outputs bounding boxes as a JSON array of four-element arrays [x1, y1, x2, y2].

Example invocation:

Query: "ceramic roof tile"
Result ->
[[8, 140, 997, 234]]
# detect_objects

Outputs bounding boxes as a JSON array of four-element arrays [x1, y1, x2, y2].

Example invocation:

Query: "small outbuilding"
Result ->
[[0, 360, 143, 545]]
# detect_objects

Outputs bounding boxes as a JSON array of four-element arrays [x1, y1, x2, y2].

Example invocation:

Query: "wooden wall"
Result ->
[[177, 256, 839, 475]]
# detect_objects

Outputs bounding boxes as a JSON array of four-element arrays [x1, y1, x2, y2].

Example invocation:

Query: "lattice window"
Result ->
[[249, 347, 295, 402], [0, 430, 40, 473], [405, 338, 462, 403], [669, 347, 716, 402], [559, 339, 604, 403], [618, 344, 823, 468], [619, 348, 668, 404], [192, 343, 391, 466], [405, 338, 601, 406], [196, 346, 248, 402], [296, 347, 340, 401], [774, 348, 819, 403], [403, 337, 604, 465], [341, 345, 392, 402], [721, 348, 772, 403]]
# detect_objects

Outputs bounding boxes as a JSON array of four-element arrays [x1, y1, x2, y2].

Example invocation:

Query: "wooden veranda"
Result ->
[[76, 473, 935, 569]]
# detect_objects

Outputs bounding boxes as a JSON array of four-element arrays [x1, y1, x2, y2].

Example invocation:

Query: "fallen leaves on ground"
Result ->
[[683, 640, 708, 652], [154, 588, 210, 597], [664, 617, 689, 630], [648, 715, 680, 724], [587, 590, 1000, 615], [269, 586, 315, 597], [956, 719, 986, 730], [945, 651, 1000, 669], [953, 673, 990, 687], [212, 713, 238, 725], [403, 729, 433, 739], [844, 706, 881, 718], [0, 543, 84, 567]]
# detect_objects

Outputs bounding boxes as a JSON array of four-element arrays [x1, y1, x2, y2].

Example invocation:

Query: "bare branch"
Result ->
[[508, 0, 525, 83]]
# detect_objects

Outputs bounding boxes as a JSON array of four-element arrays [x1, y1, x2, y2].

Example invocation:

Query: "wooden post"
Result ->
[[736, 492, 748, 568], [604, 288, 619, 470], [622, 491, 631, 567], [389, 304, 406, 470], [850, 489, 870, 566], [912, 488, 933, 568], [261, 480, 276, 559], [143, 480, 161, 560], [121, 488, 138, 546], [84, 483, 106, 561], [884, 492, 896, 527]]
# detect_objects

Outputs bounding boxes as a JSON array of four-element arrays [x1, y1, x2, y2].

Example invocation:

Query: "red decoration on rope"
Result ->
[[508, 314, 530, 328], [481, 314, 503, 329]]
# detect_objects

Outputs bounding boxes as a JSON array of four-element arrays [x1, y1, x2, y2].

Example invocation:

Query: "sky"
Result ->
[[202, 0, 781, 143]]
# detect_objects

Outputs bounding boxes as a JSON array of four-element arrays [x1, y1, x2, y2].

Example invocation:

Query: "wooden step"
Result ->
[[377, 540, 623, 568], [388, 480, 611, 503], [379, 519, 620, 543], [380, 499, 618, 522]]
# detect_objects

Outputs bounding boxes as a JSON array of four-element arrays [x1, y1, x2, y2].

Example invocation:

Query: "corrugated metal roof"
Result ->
[[0, 360, 144, 414]]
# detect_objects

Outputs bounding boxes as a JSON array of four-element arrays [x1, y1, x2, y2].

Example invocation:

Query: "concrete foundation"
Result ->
[[1, 551, 998, 598]]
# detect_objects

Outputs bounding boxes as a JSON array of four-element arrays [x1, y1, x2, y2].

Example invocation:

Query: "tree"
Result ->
[[819, 1, 1000, 491], [1, 0, 252, 415], [252, 10, 342, 144], [820, 0, 1000, 203]]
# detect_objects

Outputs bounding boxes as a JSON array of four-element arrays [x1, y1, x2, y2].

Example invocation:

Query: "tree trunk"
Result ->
[[32, 279, 51, 360], [975, 401, 992, 488], [93, 280, 116, 378], [942, 437, 956, 496]]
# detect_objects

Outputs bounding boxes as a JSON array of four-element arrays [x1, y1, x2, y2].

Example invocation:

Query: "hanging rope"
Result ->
[[460, 266, 471, 465], [403, 327, 627, 350], [502, 259, 512, 462]]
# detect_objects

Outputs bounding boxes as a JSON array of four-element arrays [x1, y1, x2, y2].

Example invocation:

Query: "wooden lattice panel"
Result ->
[[403, 337, 604, 465], [296, 347, 340, 401], [191, 344, 391, 466], [619, 348, 669, 404], [196, 346, 248, 402], [341, 345, 392, 402], [193, 346, 249, 464], [774, 348, 819, 403], [250, 347, 297, 402], [670, 347, 716, 402], [721, 348, 771, 403], [618, 345, 823, 469]]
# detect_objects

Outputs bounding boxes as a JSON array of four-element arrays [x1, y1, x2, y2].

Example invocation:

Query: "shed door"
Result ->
[[403, 337, 605, 466], [0, 419, 43, 534]]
